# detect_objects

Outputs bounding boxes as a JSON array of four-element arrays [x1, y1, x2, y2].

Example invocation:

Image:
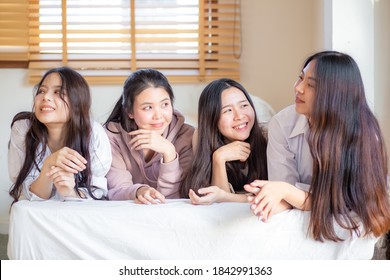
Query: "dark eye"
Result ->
[[222, 108, 232, 114], [162, 102, 170, 108]]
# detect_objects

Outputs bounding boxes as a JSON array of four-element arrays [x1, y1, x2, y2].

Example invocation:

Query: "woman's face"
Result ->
[[217, 87, 255, 142], [128, 87, 173, 135], [34, 72, 70, 128], [294, 60, 316, 118]]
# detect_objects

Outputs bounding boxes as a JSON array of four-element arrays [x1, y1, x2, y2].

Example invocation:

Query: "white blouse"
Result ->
[[8, 119, 112, 201]]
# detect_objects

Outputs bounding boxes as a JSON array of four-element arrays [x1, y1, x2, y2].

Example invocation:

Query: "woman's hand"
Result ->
[[244, 180, 287, 222], [135, 186, 166, 205], [129, 129, 176, 163], [46, 166, 77, 197], [213, 141, 251, 164], [188, 186, 227, 205], [44, 147, 87, 174]]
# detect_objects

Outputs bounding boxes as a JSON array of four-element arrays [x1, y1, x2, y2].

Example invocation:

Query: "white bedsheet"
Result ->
[[7, 199, 377, 260]]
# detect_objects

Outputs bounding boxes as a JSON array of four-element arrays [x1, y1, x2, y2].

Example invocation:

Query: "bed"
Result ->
[[7, 199, 377, 260]]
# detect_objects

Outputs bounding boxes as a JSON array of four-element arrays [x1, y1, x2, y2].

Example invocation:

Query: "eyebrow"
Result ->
[[139, 97, 170, 106], [301, 71, 317, 82], [221, 99, 249, 109], [39, 85, 62, 89]]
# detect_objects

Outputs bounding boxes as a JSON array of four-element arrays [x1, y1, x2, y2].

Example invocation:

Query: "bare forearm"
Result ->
[[219, 192, 248, 202], [282, 182, 311, 210], [30, 168, 53, 199], [211, 158, 230, 193]]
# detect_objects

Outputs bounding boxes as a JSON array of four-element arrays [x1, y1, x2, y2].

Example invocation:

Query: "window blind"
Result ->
[[1, 0, 241, 84], [0, 0, 29, 67]]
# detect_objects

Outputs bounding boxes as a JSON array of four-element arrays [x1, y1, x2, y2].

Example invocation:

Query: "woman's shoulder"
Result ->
[[102, 121, 125, 137], [90, 120, 109, 139], [91, 120, 106, 133], [270, 105, 306, 129], [11, 118, 31, 134], [273, 104, 299, 120], [90, 121, 112, 151]]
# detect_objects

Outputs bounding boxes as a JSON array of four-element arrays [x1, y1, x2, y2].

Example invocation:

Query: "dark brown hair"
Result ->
[[305, 51, 390, 241]]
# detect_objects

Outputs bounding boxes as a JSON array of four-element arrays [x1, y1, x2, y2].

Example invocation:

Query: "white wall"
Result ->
[[374, 0, 390, 168], [240, 0, 325, 112], [331, 0, 390, 172], [332, 0, 375, 107]]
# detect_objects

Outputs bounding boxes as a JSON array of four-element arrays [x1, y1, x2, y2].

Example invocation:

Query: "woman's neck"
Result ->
[[47, 124, 67, 152]]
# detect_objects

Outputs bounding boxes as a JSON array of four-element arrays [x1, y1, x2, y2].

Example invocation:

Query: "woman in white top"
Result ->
[[245, 51, 390, 242], [8, 67, 112, 202]]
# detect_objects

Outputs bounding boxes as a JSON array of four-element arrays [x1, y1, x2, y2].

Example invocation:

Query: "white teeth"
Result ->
[[41, 108, 54, 111], [234, 123, 246, 130]]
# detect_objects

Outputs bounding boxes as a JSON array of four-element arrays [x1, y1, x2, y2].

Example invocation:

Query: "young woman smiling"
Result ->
[[9, 67, 112, 202], [104, 69, 194, 204], [181, 78, 280, 205]]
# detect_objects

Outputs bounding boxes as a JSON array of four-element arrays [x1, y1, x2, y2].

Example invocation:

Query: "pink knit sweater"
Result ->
[[105, 110, 194, 200]]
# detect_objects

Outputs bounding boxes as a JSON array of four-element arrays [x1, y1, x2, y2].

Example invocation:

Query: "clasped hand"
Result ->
[[244, 180, 285, 222], [44, 147, 87, 197], [128, 129, 176, 163]]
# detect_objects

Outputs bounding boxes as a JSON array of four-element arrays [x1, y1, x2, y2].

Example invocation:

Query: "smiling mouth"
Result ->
[[151, 123, 164, 128], [233, 123, 247, 130], [40, 107, 55, 111]]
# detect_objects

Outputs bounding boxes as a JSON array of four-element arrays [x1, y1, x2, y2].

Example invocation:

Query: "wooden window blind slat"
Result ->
[[0, 0, 29, 64], [0, 0, 241, 83]]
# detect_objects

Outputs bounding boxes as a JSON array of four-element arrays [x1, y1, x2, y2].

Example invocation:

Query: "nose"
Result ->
[[233, 108, 244, 121], [42, 91, 54, 101], [294, 80, 304, 95], [152, 107, 163, 120]]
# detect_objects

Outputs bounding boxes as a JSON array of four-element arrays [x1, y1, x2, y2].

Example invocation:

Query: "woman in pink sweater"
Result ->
[[104, 69, 194, 204]]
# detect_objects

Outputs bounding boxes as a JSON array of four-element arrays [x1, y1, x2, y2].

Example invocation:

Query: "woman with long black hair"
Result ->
[[9, 67, 112, 202], [246, 51, 390, 242]]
